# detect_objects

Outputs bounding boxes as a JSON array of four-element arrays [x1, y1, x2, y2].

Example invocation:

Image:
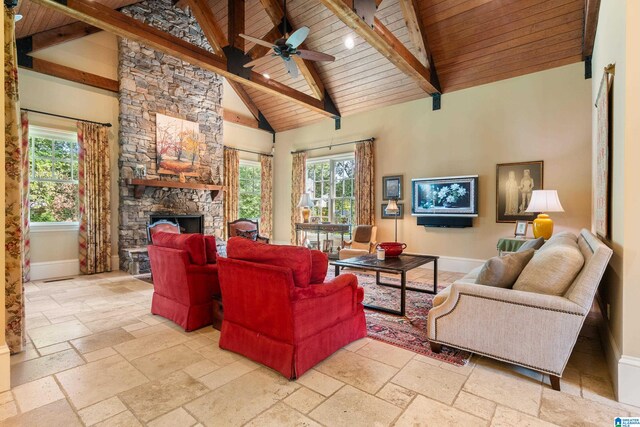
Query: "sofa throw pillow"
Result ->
[[237, 229, 258, 241], [513, 242, 584, 296], [476, 249, 535, 288], [516, 237, 545, 252]]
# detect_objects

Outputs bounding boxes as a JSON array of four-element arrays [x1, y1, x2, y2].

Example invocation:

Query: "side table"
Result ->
[[497, 237, 534, 256]]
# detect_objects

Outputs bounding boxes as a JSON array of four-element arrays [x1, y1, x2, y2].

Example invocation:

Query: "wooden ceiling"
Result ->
[[15, 0, 590, 132]]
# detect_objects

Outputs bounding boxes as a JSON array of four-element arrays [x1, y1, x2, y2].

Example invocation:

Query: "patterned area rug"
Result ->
[[326, 269, 472, 366]]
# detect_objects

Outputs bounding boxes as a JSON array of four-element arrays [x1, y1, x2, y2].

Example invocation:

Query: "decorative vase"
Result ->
[[532, 213, 554, 240]]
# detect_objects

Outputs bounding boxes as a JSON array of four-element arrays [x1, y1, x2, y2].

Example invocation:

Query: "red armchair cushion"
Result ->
[[152, 232, 207, 266], [226, 237, 312, 287], [204, 235, 218, 263], [310, 250, 329, 284]]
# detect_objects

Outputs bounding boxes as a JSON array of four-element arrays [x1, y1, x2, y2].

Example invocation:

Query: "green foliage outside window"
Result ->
[[239, 163, 261, 220], [306, 157, 355, 224], [29, 134, 79, 223]]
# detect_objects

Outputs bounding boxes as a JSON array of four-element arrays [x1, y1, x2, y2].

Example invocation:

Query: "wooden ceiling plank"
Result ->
[[21, 57, 119, 92], [29, 0, 334, 119], [583, 0, 601, 58], [186, 0, 228, 55], [317, 0, 439, 94]]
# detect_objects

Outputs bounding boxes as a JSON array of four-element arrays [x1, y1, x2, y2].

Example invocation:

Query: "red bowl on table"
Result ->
[[378, 242, 407, 257]]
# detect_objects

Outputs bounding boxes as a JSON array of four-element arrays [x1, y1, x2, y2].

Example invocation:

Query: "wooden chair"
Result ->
[[227, 218, 269, 243]]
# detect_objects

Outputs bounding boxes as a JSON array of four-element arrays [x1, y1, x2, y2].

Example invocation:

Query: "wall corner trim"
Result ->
[[0, 344, 10, 392]]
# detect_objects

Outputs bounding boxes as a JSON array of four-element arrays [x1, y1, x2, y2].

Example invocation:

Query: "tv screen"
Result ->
[[411, 175, 478, 217]]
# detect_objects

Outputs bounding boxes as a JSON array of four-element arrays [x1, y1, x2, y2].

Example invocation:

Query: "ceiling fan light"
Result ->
[[344, 35, 355, 50], [262, 73, 270, 79], [15, 14, 23, 22]]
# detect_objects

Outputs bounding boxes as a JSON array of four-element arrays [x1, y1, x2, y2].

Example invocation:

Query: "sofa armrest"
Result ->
[[428, 282, 586, 376], [294, 274, 359, 301]]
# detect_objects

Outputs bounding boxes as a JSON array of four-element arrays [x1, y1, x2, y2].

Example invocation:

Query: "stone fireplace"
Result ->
[[117, 0, 224, 273]]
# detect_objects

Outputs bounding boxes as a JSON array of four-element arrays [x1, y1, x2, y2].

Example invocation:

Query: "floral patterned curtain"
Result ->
[[355, 140, 375, 226], [78, 122, 112, 274], [259, 154, 273, 239], [223, 147, 239, 238], [290, 152, 307, 244], [5, 5, 26, 354], [21, 112, 30, 282]]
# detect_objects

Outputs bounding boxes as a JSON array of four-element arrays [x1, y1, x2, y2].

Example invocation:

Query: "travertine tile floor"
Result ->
[[1, 269, 638, 426]]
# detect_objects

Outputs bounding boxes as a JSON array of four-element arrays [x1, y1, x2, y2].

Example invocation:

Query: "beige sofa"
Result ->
[[427, 229, 612, 390]]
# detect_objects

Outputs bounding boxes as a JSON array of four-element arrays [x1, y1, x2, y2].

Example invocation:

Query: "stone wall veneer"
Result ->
[[118, 0, 223, 272]]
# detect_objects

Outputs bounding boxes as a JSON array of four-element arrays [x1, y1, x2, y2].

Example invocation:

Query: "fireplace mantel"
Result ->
[[125, 178, 224, 199]]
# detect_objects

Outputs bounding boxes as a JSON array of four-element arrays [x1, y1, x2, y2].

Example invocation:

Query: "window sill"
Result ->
[[30, 222, 80, 233]]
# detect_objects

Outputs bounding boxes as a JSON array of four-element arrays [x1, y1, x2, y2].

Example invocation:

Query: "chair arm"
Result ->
[[293, 274, 360, 301], [342, 240, 353, 248], [257, 236, 270, 244]]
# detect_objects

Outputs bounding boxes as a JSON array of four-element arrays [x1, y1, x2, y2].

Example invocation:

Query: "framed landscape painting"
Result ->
[[156, 113, 202, 176], [496, 161, 543, 223]]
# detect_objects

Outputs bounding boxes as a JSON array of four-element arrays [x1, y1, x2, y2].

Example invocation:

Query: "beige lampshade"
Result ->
[[385, 199, 400, 214], [297, 192, 314, 208], [525, 190, 565, 213]]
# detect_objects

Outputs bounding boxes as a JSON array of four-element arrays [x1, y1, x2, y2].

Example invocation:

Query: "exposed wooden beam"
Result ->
[[226, 80, 260, 119], [318, 0, 440, 94], [246, 25, 280, 59], [259, 0, 326, 99], [186, 0, 227, 56], [223, 110, 259, 129], [19, 57, 119, 92], [398, 0, 430, 68], [27, 21, 101, 53], [583, 0, 601, 58], [228, 0, 245, 50], [174, 0, 190, 11], [30, 0, 337, 118]]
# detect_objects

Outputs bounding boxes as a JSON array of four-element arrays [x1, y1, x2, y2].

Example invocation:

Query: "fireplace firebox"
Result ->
[[149, 214, 204, 241]]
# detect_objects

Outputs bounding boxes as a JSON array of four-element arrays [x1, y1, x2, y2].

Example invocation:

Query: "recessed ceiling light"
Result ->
[[262, 73, 270, 79], [344, 35, 355, 50], [15, 14, 23, 22]]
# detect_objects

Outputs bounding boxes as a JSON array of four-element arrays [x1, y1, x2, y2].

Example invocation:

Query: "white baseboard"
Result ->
[[0, 343, 10, 392], [30, 259, 79, 281], [415, 255, 485, 274], [618, 356, 640, 407]]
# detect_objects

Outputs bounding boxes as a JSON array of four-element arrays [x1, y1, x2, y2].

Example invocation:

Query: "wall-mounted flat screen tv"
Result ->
[[411, 175, 479, 217]]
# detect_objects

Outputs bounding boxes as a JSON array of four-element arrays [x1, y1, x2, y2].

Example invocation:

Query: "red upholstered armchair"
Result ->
[[217, 237, 367, 379], [148, 232, 220, 331]]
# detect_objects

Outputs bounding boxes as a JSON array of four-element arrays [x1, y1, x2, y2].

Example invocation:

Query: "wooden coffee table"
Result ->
[[331, 254, 439, 316]]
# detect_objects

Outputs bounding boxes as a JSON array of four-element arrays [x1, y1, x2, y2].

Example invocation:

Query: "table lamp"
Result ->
[[297, 192, 313, 223], [525, 190, 564, 240], [385, 199, 400, 242]]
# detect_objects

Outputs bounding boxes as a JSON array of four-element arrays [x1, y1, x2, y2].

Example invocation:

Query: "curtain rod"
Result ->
[[21, 109, 112, 128], [290, 137, 375, 154], [226, 146, 273, 157]]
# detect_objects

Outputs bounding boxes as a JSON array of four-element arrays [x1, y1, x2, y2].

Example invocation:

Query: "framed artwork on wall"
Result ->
[[595, 67, 613, 239], [381, 202, 404, 219], [382, 175, 403, 200], [156, 113, 203, 177], [496, 161, 543, 223]]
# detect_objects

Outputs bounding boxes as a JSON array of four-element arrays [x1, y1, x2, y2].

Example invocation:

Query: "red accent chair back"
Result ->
[[148, 220, 180, 243], [148, 232, 220, 331], [217, 237, 367, 379]]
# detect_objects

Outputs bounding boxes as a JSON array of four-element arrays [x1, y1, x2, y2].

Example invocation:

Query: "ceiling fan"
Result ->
[[239, 0, 335, 78]]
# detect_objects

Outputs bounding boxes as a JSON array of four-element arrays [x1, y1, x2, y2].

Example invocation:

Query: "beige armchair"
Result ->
[[339, 225, 377, 260], [427, 229, 612, 391]]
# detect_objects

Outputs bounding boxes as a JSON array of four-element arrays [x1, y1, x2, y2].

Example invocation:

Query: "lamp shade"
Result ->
[[297, 192, 314, 208], [385, 199, 400, 214], [525, 190, 565, 213]]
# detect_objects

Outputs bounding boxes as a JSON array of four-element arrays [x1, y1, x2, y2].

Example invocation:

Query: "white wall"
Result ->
[[19, 32, 120, 279], [273, 63, 592, 265]]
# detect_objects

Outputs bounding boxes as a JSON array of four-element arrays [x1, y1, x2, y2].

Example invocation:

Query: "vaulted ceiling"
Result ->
[[14, 0, 595, 132]]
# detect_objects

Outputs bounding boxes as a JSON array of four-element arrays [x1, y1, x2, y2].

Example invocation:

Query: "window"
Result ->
[[306, 155, 356, 224], [29, 127, 79, 223], [238, 161, 261, 220]]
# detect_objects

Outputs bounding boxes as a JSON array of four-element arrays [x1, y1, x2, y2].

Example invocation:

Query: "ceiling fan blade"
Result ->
[[243, 54, 275, 68], [239, 33, 275, 49], [296, 49, 335, 62], [283, 58, 299, 78], [285, 27, 310, 49]]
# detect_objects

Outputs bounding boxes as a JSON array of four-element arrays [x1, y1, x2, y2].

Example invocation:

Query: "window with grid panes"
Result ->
[[238, 161, 261, 220], [29, 127, 79, 223], [306, 156, 355, 224]]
